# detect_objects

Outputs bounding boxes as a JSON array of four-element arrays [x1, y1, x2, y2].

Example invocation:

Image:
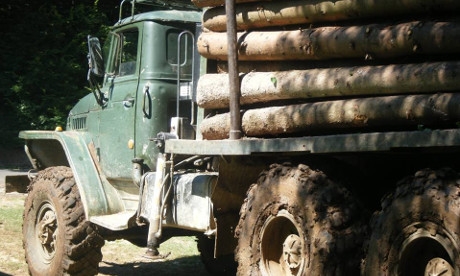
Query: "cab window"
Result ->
[[118, 29, 139, 76], [104, 28, 139, 77], [166, 29, 193, 77]]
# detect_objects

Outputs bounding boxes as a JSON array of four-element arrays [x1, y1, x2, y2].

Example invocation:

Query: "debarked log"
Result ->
[[199, 93, 460, 140], [203, 0, 460, 32], [216, 59, 373, 73], [197, 61, 460, 109], [198, 21, 460, 61]]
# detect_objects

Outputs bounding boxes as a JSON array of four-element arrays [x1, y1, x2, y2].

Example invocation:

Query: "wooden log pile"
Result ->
[[200, 93, 460, 139], [197, 61, 460, 109], [192, 0, 460, 139], [198, 21, 460, 61], [201, 0, 460, 32]]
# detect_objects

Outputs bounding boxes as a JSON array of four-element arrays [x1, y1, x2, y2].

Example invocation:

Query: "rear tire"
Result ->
[[23, 166, 104, 275], [235, 163, 367, 275], [363, 168, 460, 275]]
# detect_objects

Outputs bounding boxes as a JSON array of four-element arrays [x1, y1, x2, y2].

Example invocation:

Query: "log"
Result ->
[[199, 113, 231, 140], [203, 0, 460, 32], [216, 60, 345, 73], [216, 59, 384, 73], [197, 61, 460, 109], [198, 21, 460, 61], [192, 0, 262, 8], [199, 93, 460, 139]]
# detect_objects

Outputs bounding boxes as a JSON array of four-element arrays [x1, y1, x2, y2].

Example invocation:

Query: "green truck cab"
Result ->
[[22, 4, 200, 218]]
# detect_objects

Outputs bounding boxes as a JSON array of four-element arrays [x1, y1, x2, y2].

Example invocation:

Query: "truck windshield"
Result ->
[[104, 28, 139, 76]]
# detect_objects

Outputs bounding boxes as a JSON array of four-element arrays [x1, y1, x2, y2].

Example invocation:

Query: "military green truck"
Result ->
[[17, 0, 460, 275]]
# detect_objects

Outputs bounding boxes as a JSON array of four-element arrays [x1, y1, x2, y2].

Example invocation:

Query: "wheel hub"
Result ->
[[36, 204, 58, 262], [38, 210, 56, 246], [425, 257, 454, 276], [260, 210, 305, 276], [283, 234, 302, 269]]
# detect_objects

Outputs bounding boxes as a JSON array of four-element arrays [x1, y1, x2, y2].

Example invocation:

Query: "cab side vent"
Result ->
[[72, 117, 87, 130]]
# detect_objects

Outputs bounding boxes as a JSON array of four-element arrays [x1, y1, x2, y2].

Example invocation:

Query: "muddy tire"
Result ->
[[197, 235, 237, 275], [23, 166, 104, 275], [363, 168, 460, 275], [235, 163, 367, 275]]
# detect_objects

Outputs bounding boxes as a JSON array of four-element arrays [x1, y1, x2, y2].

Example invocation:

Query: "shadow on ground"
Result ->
[[98, 255, 212, 275]]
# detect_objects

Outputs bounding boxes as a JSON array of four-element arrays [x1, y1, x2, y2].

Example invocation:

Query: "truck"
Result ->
[[17, 0, 460, 275]]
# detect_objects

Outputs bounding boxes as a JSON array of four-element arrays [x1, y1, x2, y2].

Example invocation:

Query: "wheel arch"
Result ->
[[20, 130, 123, 219]]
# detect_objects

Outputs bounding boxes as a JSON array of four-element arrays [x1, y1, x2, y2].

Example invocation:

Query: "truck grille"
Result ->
[[72, 117, 87, 130]]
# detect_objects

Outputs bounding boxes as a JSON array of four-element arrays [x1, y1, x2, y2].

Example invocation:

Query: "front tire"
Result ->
[[235, 163, 367, 275], [363, 168, 460, 275], [23, 166, 104, 275]]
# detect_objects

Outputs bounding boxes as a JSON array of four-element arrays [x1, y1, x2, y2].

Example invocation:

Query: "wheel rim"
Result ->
[[35, 202, 58, 263], [397, 225, 456, 275], [260, 209, 305, 276], [425, 257, 454, 276]]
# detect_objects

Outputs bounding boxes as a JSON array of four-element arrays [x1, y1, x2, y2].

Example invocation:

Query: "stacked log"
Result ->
[[200, 93, 460, 140], [197, 61, 460, 109], [193, 0, 460, 140], [198, 21, 460, 61], [201, 0, 460, 32]]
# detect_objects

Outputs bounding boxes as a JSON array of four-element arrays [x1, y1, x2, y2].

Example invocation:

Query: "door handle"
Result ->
[[123, 97, 135, 108], [143, 85, 152, 118]]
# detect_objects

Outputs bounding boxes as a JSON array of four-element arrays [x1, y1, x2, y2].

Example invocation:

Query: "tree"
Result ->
[[0, 0, 114, 147]]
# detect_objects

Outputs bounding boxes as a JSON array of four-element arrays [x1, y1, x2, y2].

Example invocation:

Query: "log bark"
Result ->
[[200, 93, 460, 139], [216, 60, 345, 73], [197, 61, 460, 109], [198, 21, 460, 61], [203, 0, 460, 32]]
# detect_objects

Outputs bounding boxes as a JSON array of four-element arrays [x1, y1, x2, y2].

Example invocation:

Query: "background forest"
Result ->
[[0, 1, 121, 148]]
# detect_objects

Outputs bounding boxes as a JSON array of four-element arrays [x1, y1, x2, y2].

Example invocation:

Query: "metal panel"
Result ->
[[19, 130, 124, 218], [136, 0, 200, 10], [165, 129, 460, 156], [165, 173, 216, 231], [138, 172, 216, 232]]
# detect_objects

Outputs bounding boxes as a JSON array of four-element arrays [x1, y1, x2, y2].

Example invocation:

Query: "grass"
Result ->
[[0, 194, 27, 275], [0, 205, 23, 231], [0, 194, 210, 276]]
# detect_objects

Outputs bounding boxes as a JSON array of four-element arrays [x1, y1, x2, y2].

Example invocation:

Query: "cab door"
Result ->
[[98, 27, 140, 180]]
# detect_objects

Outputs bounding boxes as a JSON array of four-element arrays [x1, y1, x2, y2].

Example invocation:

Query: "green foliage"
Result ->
[[0, 1, 115, 147]]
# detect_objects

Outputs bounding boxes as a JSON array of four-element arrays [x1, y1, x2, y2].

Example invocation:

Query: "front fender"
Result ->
[[19, 130, 124, 218]]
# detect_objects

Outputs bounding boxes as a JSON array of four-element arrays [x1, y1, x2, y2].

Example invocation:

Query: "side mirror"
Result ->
[[87, 35, 106, 106], [87, 36, 104, 77]]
